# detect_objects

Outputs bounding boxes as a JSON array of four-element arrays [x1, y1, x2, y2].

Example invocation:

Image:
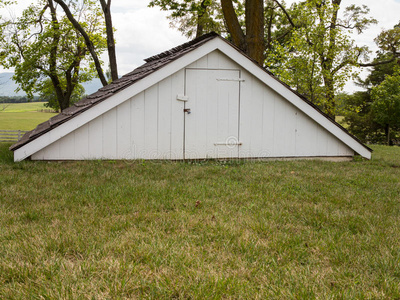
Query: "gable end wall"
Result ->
[[31, 50, 354, 160]]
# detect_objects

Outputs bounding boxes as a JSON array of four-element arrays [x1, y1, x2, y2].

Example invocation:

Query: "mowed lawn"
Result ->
[[0, 102, 57, 130], [0, 144, 399, 299]]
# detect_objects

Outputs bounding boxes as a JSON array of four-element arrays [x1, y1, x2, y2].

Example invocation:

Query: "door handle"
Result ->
[[184, 108, 191, 114]]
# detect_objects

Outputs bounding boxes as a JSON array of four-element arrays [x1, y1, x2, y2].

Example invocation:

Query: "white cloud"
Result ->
[[111, 4, 188, 74]]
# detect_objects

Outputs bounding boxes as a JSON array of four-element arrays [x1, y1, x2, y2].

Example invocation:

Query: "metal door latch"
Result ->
[[184, 108, 191, 114]]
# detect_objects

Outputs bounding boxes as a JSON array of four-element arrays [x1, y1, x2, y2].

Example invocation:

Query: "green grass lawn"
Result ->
[[1, 145, 400, 298], [0, 102, 57, 130]]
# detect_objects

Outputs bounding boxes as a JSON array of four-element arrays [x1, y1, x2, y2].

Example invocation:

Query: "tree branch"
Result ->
[[220, 0, 246, 51], [273, 0, 296, 28], [99, 0, 118, 81], [359, 57, 397, 67], [53, 0, 108, 86]]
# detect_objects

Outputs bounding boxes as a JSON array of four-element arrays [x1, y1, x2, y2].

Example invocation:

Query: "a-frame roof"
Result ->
[[11, 32, 372, 160]]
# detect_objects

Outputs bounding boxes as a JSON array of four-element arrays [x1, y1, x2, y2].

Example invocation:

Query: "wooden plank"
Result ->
[[74, 124, 89, 159], [131, 92, 145, 159], [316, 126, 328, 156], [215, 69, 240, 158], [295, 109, 318, 156], [144, 84, 159, 159], [88, 115, 103, 159], [116, 99, 131, 159], [170, 69, 185, 160], [40, 139, 60, 160], [185, 69, 207, 159], [102, 107, 117, 159], [245, 74, 264, 157], [158, 76, 172, 159], [58, 132, 75, 159]]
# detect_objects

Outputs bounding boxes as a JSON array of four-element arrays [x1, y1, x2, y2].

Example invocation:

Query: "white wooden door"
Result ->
[[184, 69, 241, 159]]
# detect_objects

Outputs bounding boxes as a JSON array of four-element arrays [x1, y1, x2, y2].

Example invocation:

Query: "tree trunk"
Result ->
[[220, 0, 264, 65], [245, 0, 264, 65], [323, 75, 335, 119], [99, 0, 118, 82], [317, 0, 340, 119], [385, 124, 391, 145], [195, 0, 208, 38], [53, 0, 108, 87], [220, 0, 246, 51], [48, 0, 69, 111]]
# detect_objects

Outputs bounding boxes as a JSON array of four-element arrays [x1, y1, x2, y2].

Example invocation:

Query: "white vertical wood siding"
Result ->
[[239, 68, 353, 158], [31, 50, 353, 160], [32, 70, 185, 160]]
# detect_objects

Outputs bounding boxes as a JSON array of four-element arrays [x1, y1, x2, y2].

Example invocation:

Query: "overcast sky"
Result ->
[[1, 0, 400, 93]]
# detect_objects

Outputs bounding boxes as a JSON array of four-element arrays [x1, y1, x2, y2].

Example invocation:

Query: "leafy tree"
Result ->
[[0, 0, 107, 111], [342, 91, 386, 144], [271, 0, 376, 118], [343, 23, 400, 145], [360, 23, 400, 67], [371, 72, 400, 145]]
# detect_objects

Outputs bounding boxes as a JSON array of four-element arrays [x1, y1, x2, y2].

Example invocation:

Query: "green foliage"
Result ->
[[39, 79, 86, 112], [371, 72, 400, 140], [269, 0, 376, 117], [342, 91, 386, 144], [358, 52, 399, 87], [0, 0, 107, 111], [343, 22, 400, 145], [149, 0, 226, 38], [374, 25, 400, 56]]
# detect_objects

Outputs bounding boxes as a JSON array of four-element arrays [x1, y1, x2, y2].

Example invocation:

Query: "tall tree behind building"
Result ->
[[0, 0, 107, 111]]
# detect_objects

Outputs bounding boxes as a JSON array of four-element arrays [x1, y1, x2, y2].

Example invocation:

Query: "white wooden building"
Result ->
[[10, 33, 372, 161]]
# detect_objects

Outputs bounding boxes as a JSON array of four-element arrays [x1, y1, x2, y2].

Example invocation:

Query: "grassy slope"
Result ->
[[0, 145, 399, 299], [0, 102, 56, 130]]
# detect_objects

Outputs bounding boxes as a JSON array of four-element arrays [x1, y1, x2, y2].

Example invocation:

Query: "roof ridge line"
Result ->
[[144, 32, 219, 63]]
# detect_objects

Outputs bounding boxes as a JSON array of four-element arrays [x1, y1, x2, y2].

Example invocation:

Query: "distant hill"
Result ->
[[0, 73, 24, 96], [0, 72, 103, 97]]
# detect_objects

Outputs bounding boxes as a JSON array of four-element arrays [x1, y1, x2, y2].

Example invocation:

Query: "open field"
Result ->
[[0, 102, 56, 130], [0, 102, 51, 113], [1, 144, 400, 299]]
